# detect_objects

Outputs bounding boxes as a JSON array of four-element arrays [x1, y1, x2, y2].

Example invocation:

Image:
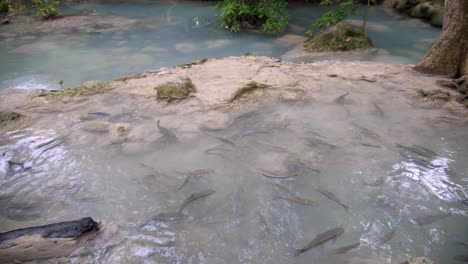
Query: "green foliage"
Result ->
[[32, 0, 60, 19], [307, 0, 360, 36], [213, 0, 288, 34]]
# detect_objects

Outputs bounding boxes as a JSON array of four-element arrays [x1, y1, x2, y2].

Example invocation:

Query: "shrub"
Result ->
[[32, 0, 60, 19], [307, 0, 360, 36], [213, 0, 288, 34]]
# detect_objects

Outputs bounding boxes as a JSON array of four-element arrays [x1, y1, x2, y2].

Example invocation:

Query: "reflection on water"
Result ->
[[0, 88, 466, 263], [0, 3, 440, 89]]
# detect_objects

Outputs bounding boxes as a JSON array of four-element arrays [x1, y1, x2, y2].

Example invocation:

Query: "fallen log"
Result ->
[[0, 217, 119, 262]]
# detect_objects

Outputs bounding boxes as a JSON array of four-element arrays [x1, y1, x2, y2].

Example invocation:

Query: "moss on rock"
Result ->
[[304, 22, 373, 52], [42, 81, 112, 101], [227, 81, 270, 103], [0, 111, 25, 128], [155, 78, 196, 100], [410, 2, 436, 18]]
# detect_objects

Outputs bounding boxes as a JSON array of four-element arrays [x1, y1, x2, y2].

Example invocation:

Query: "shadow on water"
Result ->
[[0, 89, 466, 263]]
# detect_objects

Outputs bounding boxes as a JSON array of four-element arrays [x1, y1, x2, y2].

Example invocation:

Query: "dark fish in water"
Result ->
[[157, 120, 178, 142], [238, 130, 274, 139], [88, 112, 110, 116], [313, 185, 350, 212], [257, 169, 300, 179], [274, 196, 319, 206], [334, 92, 350, 104], [295, 227, 344, 256], [179, 189, 215, 212], [462, 199, 468, 206], [378, 228, 396, 243], [7, 160, 25, 168], [257, 211, 269, 232], [352, 122, 381, 141], [360, 142, 381, 148], [287, 162, 320, 174], [138, 211, 187, 228], [199, 125, 224, 133], [304, 138, 337, 149], [216, 136, 236, 147], [363, 177, 385, 186], [328, 242, 360, 254], [454, 255, 468, 262], [455, 240, 468, 247], [396, 144, 436, 158], [152, 211, 186, 221], [373, 102, 385, 117], [412, 213, 451, 225], [176, 169, 213, 191]]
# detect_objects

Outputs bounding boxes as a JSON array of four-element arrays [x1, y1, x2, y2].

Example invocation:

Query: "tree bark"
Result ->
[[414, 0, 468, 77]]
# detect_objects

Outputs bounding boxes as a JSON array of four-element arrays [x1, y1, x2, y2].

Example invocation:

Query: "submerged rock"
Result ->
[[109, 123, 131, 144], [0, 111, 25, 128], [304, 22, 373, 52], [155, 77, 197, 101], [400, 257, 434, 264], [81, 120, 111, 133]]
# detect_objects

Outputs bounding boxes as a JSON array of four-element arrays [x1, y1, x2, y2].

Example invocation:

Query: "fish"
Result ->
[[334, 92, 350, 104], [175, 169, 213, 191], [313, 185, 350, 212], [352, 122, 381, 141], [257, 169, 300, 179], [378, 228, 396, 243], [88, 112, 110, 116], [360, 142, 381, 148], [257, 211, 269, 232], [412, 213, 451, 225], [179, 189, 216, 212], [454, 240, 468, 247], [157, 120, 178, 142], [372, 102, 385, 117], [304, 138, 337, 149], [295, 227, 344, 256], [453, 255, 468, 262], [328, 242, 360, 254], [287, 162, 320, 174], [238, 130, 274, 139], [215, 136, 236, 147], [152, 211, 186, 221], [138, 211, 187, 228], [274, 196, 319, 206], [462, 199, 468, 206], [363, 177, 385, 186], [396, 144, 436, 158]]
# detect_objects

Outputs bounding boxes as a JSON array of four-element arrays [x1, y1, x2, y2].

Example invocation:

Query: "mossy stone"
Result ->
[[410, 2, 436, 19], [304, 22, 373, 52], [0, 111, 24, 128], [155, 78, 196, 100]]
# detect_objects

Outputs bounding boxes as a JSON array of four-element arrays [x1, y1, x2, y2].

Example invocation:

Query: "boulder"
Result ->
[[304, 22, 373, 52], [430, 8, 444, 27], [394, 0, 409, 12], [410, 2, 436, 19]]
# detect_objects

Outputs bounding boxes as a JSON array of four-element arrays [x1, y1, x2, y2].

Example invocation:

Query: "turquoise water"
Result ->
[[0, 2, 440, 89]]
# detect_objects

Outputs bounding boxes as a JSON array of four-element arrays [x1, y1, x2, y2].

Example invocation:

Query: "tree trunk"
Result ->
[[413, 0, 468, 77]]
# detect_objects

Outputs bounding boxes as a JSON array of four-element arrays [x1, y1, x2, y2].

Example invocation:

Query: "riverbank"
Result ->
[[1, 56, 466, 130]]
